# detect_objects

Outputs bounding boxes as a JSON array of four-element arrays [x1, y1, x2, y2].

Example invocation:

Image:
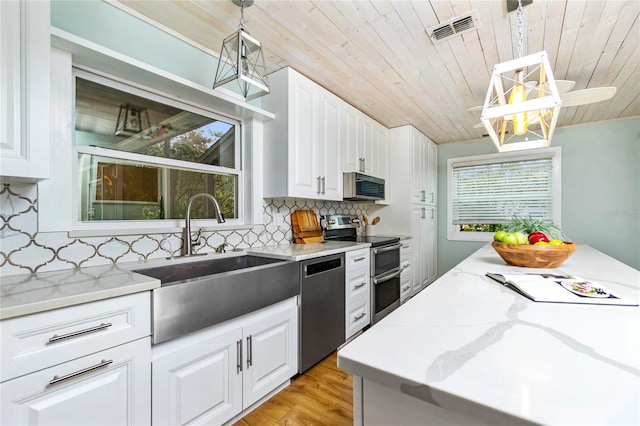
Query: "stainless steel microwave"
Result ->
[[343, 172, 385, 202]]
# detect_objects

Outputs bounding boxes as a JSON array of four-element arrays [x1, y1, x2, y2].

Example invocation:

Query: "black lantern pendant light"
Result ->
[[115, 103, 150, 137]]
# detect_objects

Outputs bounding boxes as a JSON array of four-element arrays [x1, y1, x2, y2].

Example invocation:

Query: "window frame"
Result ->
[[446, 147, 562, 242], [70, 68, 244, 232]]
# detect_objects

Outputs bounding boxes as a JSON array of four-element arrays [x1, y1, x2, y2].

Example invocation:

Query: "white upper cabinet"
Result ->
[[409, 129, 436, 205], [262, 67, 343, 201], [0, 0, 50, 181], [317, 89, 343, 200], [342, 104, 388, 181]]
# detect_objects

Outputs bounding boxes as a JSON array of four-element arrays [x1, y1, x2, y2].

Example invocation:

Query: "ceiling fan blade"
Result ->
[[550, 80, 576, 94], [561, 87, 617, 107]]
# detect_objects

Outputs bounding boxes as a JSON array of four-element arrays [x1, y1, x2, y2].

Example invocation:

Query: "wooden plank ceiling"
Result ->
[[120, 0, 640, 145]]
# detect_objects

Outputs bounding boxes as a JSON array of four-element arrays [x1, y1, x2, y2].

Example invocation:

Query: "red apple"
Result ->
[[528, 231, 549, 244]]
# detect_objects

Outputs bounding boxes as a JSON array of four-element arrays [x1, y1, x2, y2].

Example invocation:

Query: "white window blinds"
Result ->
[[451, 157, 554, 225]]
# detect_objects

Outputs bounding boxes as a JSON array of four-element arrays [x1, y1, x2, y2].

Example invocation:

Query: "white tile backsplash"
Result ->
[[0, 184, 369, 277]]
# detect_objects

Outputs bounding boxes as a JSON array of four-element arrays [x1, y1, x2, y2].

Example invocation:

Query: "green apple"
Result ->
[[549, 239, 565, 246], [534, 241, 550, 246], [501, 233, 519, 244], [494, 230, 507, 242], [514, 232, 528, 245]]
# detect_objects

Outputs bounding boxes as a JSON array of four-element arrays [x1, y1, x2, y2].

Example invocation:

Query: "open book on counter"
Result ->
[[486, 272, 638, 306]]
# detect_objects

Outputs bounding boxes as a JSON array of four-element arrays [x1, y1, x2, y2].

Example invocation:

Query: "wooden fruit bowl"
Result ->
[[492, 241, 577, 268]]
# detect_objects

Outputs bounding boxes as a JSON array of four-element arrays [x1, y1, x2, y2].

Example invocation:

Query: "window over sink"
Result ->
[[73, 72, 241, 224]]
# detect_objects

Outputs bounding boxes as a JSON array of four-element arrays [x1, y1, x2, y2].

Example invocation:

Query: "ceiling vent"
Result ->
[[426, 10, 480, 43]]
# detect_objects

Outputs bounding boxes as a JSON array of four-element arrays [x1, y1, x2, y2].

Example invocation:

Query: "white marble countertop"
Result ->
[[248, 241, 371, 261], [0, 242, 370, 320], [0, 264, 160, 320], [338, 243, 640, 425]]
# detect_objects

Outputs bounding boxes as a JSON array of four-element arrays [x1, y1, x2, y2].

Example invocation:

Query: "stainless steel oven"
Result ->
[[321, 214, 401, 325], [370, 241, 402, 324]]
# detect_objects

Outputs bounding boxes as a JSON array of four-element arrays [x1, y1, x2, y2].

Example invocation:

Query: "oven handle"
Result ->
[[372, 267, 402, 285], [372, 243, 402, 255]]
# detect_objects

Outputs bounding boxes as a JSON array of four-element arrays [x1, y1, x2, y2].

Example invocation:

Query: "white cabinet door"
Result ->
[[426, 206, 438, 285], [358, 114, 374, 175], [288, 72, 318, 199], [1, 338, 151, 426], [410, 205, 424, 296], [410, 131, 428, 205], [426, 139, 438, 205], [341, 103, 360, 173], [373, 122, 389, 182], [318, 89, 343, 200], [152, 327, 243, 426], [242, 300, 297, 409], [0, 0, 50, 181]]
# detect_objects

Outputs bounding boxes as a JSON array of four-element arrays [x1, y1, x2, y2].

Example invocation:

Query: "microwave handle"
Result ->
[[372, 243, 402, 255], [372, 267, 402, 285]]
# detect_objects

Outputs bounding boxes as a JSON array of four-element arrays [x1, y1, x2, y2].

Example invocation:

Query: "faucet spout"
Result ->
[[182, 193, 226, 256]]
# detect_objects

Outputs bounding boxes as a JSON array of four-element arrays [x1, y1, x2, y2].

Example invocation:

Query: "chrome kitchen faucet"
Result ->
[[182, 193, 225, 256]]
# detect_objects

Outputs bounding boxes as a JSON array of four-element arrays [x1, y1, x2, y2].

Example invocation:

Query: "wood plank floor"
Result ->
[[234, 352, 353, 426]]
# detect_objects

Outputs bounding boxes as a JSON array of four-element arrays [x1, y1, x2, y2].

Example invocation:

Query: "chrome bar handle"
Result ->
[[237, 340, 242, 373], [430, 208, 434, 219], [354, 282, 367, 289], [421, 207, 426, 219], [372, 243, 402, 255], [246, 335, 252, 368], [48, 322, 112, 343], [321, 176, 326, 194], [430, 192, 434, 203], [353, 256, 367, 262], [372, 267, 402, 285], [49, 359, 113, 385], [402, 285, 411, 292], [354, 312, 366, 321], [316, 176, 321, 194], [421, 190, 426, 202]]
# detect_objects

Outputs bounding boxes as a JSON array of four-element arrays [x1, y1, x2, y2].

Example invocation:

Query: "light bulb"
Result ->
[[509, 70, 529, 135]]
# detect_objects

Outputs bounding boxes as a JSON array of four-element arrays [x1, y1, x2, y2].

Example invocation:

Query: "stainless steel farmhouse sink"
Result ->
[[135, 255, 299, 344]]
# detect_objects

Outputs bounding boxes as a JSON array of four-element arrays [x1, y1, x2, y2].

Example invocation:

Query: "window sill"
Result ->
[[69, 222, 256, 238]]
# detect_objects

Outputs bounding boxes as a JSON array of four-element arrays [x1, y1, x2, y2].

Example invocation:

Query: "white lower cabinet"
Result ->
[[345, 248, 371, 340], [1, 337, 151, 426], [152, 298, 298, 426], [0, 292, 152, 426], [400, 239, 413, 304]]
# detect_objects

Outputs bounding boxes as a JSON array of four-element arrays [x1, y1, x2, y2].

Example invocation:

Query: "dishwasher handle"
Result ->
[[303, 254, 344, 278]]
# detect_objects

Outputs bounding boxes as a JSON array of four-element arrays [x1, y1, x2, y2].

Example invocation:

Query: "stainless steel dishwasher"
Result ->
[[299, 253, 345, 373]]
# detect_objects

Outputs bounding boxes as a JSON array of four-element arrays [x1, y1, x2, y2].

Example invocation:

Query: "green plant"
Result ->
[[503, 214, 567, 241]]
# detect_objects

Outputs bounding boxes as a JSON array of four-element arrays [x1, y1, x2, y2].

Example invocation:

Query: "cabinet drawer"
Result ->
[[345, 248, 370, 271], [346, 296, 369, 339], [400, 240, 413, 262], [1, 292, 151, 382], [1, 337, 151, 426], [400, 268, 412, 304], [346, 268, 370, 301]]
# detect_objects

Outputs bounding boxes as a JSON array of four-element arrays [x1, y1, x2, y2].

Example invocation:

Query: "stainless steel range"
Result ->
[[320, 214, 402, 324]]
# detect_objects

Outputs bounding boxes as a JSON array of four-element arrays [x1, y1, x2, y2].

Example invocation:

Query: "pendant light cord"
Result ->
[[238, 0, 246, 31], [516, 0, 524, 58]]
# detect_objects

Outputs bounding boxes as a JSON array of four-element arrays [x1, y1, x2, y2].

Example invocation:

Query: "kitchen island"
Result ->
[[338, 244, 640, 426]]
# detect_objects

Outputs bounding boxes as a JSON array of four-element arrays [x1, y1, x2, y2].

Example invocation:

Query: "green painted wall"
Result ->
[[437, 118, 640, 274], [51, 0, 216, 88]]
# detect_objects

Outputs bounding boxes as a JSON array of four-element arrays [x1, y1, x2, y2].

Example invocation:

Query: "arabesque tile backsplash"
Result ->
[[0, 183, 368, 277]]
